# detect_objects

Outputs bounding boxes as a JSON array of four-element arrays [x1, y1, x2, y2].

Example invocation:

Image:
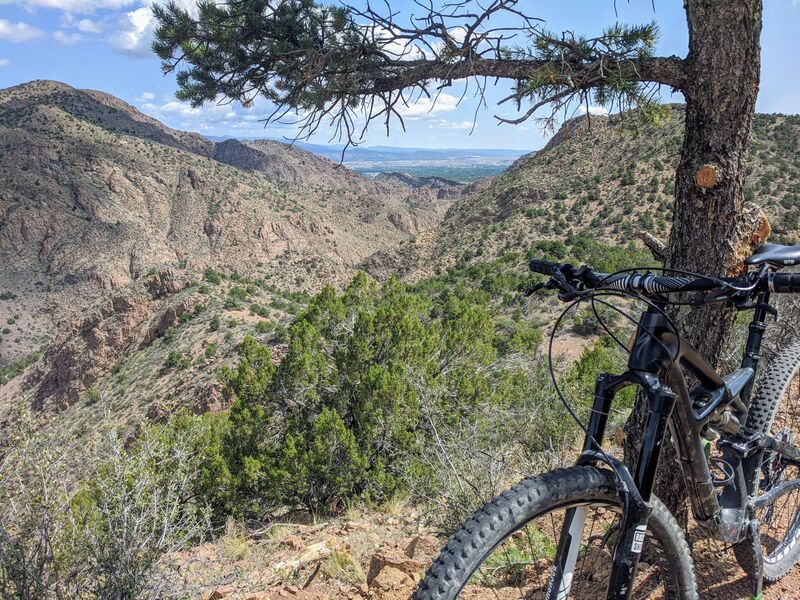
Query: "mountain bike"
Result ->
[[414, 243, 800, 599]]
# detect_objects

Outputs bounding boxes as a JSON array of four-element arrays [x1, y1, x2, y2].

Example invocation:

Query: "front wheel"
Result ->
[[414, 466, 697, 599]]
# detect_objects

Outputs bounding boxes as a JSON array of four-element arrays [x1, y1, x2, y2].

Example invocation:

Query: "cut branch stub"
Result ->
[[637, 231, 669, 262], [694, 164, 719, 190], [730, 202, 772, 275]]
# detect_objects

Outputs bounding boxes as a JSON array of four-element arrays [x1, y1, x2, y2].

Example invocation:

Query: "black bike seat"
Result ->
[[745, 243, 800, 268]]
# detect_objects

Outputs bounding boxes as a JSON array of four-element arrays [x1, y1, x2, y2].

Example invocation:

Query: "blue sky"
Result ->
[[0, 0, 798, 150]]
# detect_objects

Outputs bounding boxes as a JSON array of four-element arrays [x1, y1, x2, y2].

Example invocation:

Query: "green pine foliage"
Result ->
[[180, 271, 556, 518]]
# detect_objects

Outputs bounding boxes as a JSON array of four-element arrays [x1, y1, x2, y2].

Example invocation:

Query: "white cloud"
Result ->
[[366, 25, 466, 61], [421, 26, 468, 60], [396, 93, 460, 119], [0, 18, 45, 42], [134, 94, 307, 138], [429, 119, 475, 130], [53, 30, 83, 44], [142, 98, 238, 124], [77, 17, 105, 33], [368, 25, 426, 61], [109, 0, 197, 57], [136, 91, 155, 102], [577, 105, 610, 116], [108, 5, 153, 56], [0, 58, 9, 67]]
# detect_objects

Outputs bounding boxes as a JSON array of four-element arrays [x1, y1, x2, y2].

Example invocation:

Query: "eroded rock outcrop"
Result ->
[[23, 270, 190, 411]]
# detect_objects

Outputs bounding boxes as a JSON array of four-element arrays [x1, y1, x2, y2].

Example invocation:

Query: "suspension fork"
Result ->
[[546, 371, 676, 600]]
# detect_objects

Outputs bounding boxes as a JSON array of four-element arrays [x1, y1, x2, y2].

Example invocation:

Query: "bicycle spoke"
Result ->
[[460, 502, 671, 599]]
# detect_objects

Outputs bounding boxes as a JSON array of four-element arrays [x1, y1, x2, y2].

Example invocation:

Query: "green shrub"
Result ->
[[228, 287, 249, 302], [572, 305, 619, 336], [249, 303, 269, 317], [85, 388, 101, 405], [165, 351, 191, 370], [215, 273, 549, 517], [0, 413, 210, 600], [0, 351, 40, 385], [561, 337, 634, 411], [203, 268, 223, 284], [255, 320, 275, 333]]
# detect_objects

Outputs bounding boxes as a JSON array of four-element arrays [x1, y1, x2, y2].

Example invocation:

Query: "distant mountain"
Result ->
[[204, 137, 525, 181], [0, 80, 451, 370], [204, 137, 525, 162]]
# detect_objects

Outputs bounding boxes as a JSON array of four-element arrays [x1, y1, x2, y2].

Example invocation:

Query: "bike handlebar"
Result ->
[[528, 258, 800, 298], [527, 259, 562, 278], [773, 273, 800, 293]]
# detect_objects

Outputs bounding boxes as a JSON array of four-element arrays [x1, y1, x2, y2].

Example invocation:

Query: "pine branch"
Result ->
[[152, 0, 687, 146]]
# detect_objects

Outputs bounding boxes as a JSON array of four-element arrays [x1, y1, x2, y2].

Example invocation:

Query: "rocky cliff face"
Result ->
[[23, 270, 191, 411], [0, 80, 450, 367]]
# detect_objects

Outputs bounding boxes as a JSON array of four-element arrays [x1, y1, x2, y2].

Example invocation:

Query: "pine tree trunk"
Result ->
[[624, 0, 762, 527]]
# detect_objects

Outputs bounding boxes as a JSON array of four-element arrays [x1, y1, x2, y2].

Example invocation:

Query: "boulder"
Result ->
[[208, 585, 236, 599], [366, 551, 424, 585], [403, 536, 441, 560]]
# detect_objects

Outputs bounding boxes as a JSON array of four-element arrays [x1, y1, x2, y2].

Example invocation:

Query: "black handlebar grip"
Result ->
[[650, 276, 717, 292], [528, 259, 561, 276], [772, 273, 800, 293]]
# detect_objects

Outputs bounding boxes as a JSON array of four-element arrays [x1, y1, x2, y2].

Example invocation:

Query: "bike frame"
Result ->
[[547, 291, 800, 599]]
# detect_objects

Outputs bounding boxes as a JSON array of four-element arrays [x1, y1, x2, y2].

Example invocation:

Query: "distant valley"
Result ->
[[206, 137, 525, 182]]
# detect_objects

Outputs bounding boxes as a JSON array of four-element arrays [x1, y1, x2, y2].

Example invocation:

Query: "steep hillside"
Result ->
[[0, 267, 306, 446], [0, 80, 448, 367], [369, 106, 800, 278]]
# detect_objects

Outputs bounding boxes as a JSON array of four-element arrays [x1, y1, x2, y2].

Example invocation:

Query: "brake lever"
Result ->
[[524, 270, 579, 299], [524, 282, 546, 296], [695, 287, 778, 320], [551, 269, 581, 301]]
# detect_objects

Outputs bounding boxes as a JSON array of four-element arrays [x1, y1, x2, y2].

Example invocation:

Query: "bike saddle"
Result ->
[[745, 243, 800, 268]]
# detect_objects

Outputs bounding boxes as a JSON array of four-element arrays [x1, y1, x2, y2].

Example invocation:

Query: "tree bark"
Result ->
[[624, 0, 762, 527]]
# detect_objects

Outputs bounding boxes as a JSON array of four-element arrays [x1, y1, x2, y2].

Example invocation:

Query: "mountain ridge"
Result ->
[[0, 80, 450, 367], [362, 106, 800, 280]]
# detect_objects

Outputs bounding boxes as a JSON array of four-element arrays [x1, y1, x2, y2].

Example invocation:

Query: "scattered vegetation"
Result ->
[[0, 351, 40, 385], [0, 415, 209, 600]]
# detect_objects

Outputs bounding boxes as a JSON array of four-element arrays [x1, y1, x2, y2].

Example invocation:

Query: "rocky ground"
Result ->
[[156, 506, 800, 600], [158, 507, 441, 600]]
